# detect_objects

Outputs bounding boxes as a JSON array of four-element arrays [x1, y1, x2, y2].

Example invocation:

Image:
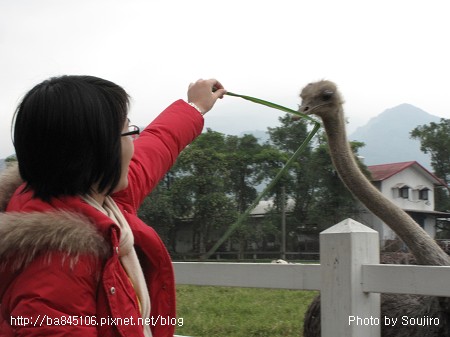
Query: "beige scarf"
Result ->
[[82, 195, 152, 337]]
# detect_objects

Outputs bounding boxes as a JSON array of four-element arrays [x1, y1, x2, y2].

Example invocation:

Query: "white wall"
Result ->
[[380, 166, 434, 212], [361, 164, 439, 243]]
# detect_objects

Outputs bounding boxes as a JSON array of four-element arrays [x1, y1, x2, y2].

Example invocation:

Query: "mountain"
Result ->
[[349, 104, 441, 170]]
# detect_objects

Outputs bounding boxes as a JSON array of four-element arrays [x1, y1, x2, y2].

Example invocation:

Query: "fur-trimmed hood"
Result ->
[[0, 163, 109, 272], [0, 162, 22, 213]]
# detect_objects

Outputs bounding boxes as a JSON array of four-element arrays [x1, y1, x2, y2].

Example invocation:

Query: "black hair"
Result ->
[[12, 75, 130, 201]]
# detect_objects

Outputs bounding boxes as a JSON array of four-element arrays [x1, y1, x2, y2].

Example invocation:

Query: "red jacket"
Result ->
[[0, 100, 203, 337]]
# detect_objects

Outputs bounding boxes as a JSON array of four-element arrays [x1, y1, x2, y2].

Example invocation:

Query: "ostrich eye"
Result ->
[[322, 89, 334, 100]]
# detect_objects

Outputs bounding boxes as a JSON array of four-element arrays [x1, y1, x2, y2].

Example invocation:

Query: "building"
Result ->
[[360, 161, 450, 246]]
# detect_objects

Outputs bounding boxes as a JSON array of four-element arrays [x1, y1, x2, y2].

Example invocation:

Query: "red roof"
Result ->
[[367, 161, 446, 186]]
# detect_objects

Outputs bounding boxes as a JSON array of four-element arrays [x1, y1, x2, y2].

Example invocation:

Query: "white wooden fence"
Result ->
[[173, 218, 450, 337]]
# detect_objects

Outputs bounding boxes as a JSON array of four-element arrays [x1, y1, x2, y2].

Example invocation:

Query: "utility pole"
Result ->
[[281, 186, 286, 260]]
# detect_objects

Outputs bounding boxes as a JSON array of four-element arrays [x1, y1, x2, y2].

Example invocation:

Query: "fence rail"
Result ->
[[173, 262, 450, 296], [173, 262, 320, 290], [173, 218, 450, 337], [174, 251, 319, 261]]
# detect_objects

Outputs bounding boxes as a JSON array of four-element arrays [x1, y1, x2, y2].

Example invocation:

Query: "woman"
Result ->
[[0, 75, 226, 337]]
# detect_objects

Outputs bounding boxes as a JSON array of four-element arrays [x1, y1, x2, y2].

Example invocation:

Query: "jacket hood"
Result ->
[[0, 163, 109, 271], [0, 162, 22, 213]]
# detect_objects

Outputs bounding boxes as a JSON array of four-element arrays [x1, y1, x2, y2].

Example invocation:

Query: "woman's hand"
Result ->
[[187, 79, 226, 115]]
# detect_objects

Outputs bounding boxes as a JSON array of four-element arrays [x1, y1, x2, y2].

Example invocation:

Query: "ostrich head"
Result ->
[[299, 80, 344, 119]]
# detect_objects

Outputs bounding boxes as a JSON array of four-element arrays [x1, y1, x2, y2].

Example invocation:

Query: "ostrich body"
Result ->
[[300, 80, 450, 337]]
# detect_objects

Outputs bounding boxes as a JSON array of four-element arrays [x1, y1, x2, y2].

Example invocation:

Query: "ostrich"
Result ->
[[299, 80, 450, 337]]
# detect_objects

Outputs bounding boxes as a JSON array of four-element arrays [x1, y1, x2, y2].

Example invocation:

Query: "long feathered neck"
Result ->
[[321, 106, 450, 266]]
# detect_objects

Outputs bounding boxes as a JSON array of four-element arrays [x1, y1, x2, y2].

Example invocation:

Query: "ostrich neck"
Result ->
[[322, 108, 450, 266]]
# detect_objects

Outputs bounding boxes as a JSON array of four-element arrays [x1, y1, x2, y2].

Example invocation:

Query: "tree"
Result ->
[[266, 114, 316, 240], [138, 119, 367, 258], [224, 134, 263, 213], [174, 129, 237, 254], [223, 133, 268, 257], [139, 130, 236, 255], [138, 173, 180, 253], [5, 154, 17, 167], [307, 137, 367, 230], [411, 119, 450, 212], [5, 154, 17, 162], [411, 119, 450, 185], [266, 113, 367, 233]]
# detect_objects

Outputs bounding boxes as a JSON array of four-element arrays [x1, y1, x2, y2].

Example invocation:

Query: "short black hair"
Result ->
[[12, 75, 130, 201]]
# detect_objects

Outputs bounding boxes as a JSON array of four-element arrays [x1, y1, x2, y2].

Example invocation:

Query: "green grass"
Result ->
[[175, 285, 317, 337]]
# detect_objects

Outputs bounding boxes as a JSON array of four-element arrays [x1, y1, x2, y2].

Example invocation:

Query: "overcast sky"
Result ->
[[1, 0, 450, 159]]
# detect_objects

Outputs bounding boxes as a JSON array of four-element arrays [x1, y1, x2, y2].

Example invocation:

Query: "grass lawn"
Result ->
[[175, 285, 317, 337]]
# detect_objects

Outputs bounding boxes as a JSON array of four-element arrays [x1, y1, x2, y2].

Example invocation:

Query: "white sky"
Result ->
[[1, 0, 450, 159]]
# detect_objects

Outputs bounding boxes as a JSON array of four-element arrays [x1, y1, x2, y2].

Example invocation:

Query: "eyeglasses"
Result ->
[[121, 125, 140, 140]]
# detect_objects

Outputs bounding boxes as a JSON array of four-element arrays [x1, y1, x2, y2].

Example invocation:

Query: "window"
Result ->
[[399, 187, 409, 199], [419, 189, 429, 201], [393, 183, 410, 199]]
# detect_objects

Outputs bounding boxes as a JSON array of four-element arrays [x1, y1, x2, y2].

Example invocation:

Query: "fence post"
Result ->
[[320, 218, 380, 337]]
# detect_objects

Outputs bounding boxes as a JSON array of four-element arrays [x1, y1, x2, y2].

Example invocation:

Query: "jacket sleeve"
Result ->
[[5, 253, 100, 337], [113, 99, 204, 212]]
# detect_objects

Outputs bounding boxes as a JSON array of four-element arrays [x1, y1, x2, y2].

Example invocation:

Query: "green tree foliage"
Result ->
[[5, 154, 17, 163], [224, 134, 264, 213], [174, 129, 237, 254], [411, 119, 450, 185], [139, 117, 366, 256], [267, 114, 314, 223], [411, 119, 450, 234], [223, 133, 272, 257], [307, 137, 366, 230], [267, 115, 365, 234], [263, 115, 315, 251], [138, 175, 178, 251]]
